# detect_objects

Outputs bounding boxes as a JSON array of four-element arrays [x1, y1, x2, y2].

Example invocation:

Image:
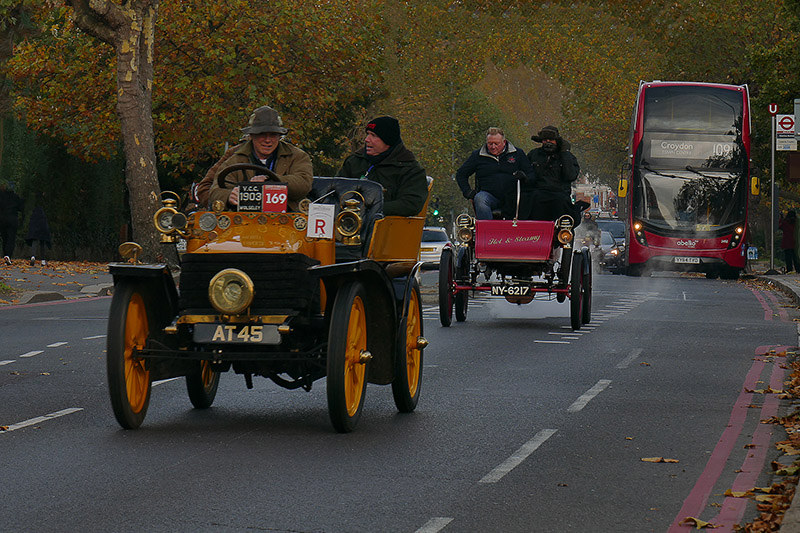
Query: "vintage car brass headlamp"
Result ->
[[208, 268, 255, 315], [455, 214, 474, 243], [154, 191, 188, 242], [336, 191, 365, 245], [555, 214, 575, 245], [457, 227, 473, 243]]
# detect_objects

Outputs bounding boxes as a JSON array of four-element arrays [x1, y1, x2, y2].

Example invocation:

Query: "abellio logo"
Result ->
[[676, 240, 699, 248]]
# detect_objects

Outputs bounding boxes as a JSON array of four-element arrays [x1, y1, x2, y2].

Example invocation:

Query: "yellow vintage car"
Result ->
[[107, 164, 431, 433]]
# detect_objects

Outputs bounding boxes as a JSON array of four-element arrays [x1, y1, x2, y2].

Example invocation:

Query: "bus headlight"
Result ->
[[633, 220, 647, 246], [208, 269, 255, 315], [728, 226, 744, 249]]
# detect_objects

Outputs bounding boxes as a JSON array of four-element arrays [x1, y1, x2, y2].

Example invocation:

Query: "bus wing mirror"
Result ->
[[750, 175, 759, 196], [618, 163, 630, 198], [618, 179, 628, 198]]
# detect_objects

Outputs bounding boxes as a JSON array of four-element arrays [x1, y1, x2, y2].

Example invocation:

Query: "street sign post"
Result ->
[[769, 104, 777, 273], [777, 114, 797, 151]]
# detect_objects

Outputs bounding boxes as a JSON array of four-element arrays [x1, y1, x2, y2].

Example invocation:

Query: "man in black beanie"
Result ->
[[337, 116, 428, 216], [526, 125, 580, 221]]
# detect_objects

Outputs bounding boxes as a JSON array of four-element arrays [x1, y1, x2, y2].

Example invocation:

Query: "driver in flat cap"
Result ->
[[207, 106, 313, 211]]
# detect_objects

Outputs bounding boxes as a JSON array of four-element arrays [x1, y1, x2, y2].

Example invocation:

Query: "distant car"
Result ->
[[420, 226, 452, 268], [601, 241, 627, 274], [596, 219, 625, 245], [597, 231, 615, 260]]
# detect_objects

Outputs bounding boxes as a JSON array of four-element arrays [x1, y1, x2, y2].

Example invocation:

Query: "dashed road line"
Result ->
[[83, 334, 106, 340], [1, 407, 84, 434], [19, 350, 43, 358], [0, 360, 15, 366], [617, 348, 643, 369], [415, 517, 454, 533], [567, 379, 612, 413], [479, 429, 558, 483], [534, 340, 570, 344], [46, 341, 68, 348]]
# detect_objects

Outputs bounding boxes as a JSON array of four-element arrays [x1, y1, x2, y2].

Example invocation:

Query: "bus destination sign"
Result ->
[[650, 140, 736, 160]]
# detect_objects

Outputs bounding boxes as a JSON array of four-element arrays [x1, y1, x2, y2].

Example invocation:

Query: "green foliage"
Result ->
[[3, 0, 800, 258], [0, 116, 125, 259]]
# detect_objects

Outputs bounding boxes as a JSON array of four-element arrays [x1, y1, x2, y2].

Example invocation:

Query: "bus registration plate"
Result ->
[[490, 285, 530, 296], [193, 324, 280, 344], [674, 257, 701, 264]]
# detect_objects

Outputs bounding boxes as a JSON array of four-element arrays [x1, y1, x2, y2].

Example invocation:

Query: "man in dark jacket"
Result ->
[[337, 116, 428, 216], [0, 180, 24, 264], [527, 125, 580, 221], [456, 127, 534, 219]]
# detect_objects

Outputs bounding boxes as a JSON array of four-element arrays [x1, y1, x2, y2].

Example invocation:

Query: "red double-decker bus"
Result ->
[[618, 81, 758, 279]]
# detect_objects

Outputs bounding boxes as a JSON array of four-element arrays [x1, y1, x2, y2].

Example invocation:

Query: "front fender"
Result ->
[[109, 263, 178, 318]]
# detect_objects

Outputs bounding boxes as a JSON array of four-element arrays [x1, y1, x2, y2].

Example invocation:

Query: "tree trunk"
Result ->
[[66, 0, 175, 264]]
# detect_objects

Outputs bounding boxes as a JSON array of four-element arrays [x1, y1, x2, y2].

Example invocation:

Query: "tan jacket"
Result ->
[[207, 140, 313, 211]]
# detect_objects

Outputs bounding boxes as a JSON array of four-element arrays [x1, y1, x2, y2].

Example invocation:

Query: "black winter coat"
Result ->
[[0, 189, 23, 227], [25, 206, 51, 246], [455, 142, 534, 201], [337, 143, 428, 216], [527, 141, 580, 195]]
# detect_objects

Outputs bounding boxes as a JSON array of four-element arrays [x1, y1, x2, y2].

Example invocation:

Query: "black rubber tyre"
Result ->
[[327, 281, 369, 433], [581, 251, 592, 325], [570, 252, 584, 331], [556, 248, 572, 303], [626, 263, 645, 277], [392, 279, 423, 413], [455, 291, 468, 322], [107, 280, 154, 429], [719, 267, 740, 280], [438, 248, 454, 327], [186, 361, 221, 409]]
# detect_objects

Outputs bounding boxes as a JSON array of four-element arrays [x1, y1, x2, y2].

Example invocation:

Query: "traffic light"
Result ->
[[432, 197, 440, 216]]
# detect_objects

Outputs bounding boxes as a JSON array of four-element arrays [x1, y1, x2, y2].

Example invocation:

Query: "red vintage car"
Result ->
[[438, 210, 592, 330]]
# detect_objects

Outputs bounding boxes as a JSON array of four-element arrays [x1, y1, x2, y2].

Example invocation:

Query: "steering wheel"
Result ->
[[216, 163, 281, 189]]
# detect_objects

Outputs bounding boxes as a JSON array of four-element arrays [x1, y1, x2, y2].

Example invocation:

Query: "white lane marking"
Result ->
[[567, 379, 612, 413], [19, 351, 43, 358], [479, 429, 558, 484], [561, 336, 580, 340], [617, 348, 644, 369], [549, 331, 583, 335], [415, 517, 454, 533], [83, 334, 106, 340], [152, 377, 181, 387], [534, 340, 570, 344], [1, 407, 84, 434], [0, 360, 15, 366], [47, 342, 68, 348]]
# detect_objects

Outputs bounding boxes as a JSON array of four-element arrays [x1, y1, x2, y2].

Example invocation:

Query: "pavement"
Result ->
[[0, 259, 112, 305], [2, 259, 800, 529]]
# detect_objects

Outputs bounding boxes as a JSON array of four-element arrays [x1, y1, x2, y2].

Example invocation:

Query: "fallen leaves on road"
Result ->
[[681, 516, 719, 529], [641, 457, 679, 463], [745, 387, 784, 394], [737, 352, 800, 532]]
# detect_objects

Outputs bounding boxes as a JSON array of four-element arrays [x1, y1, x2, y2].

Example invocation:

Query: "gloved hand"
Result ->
[[465, 189, 477, 200], [513, 170, 527, 183]]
